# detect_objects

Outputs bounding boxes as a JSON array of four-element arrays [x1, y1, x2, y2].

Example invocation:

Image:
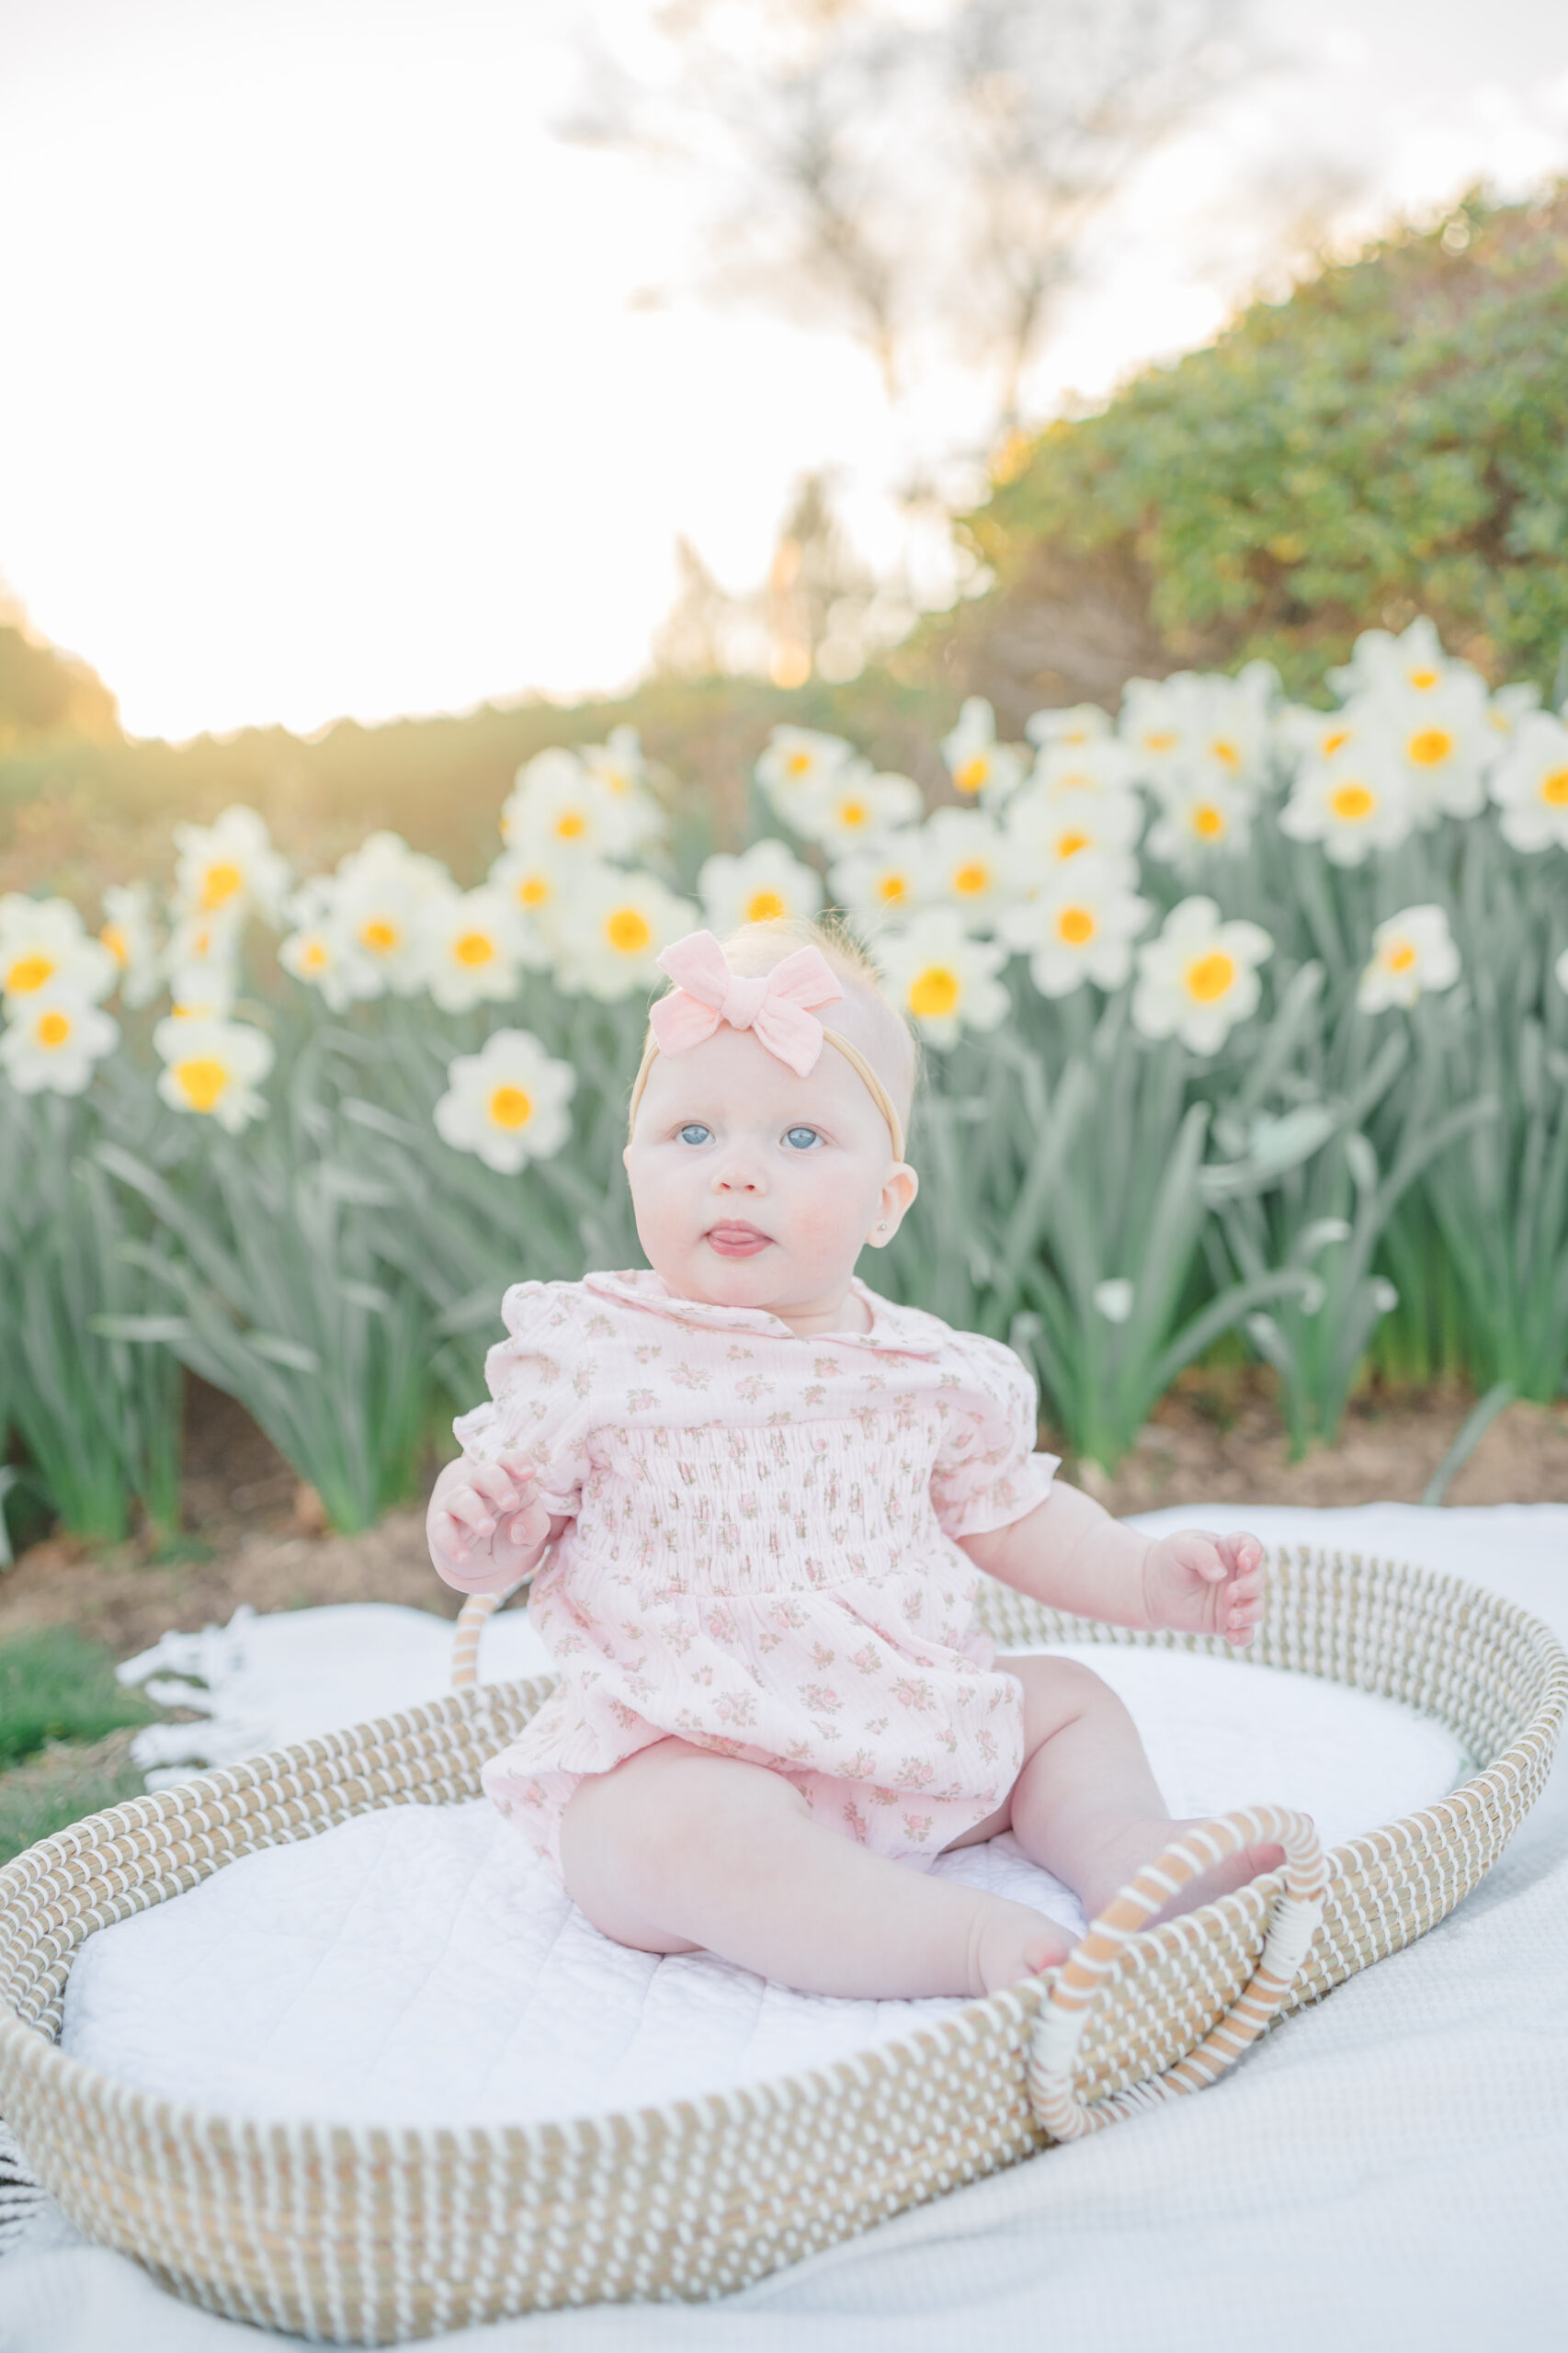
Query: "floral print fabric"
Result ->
[[453, 1268, 1060, 1878]]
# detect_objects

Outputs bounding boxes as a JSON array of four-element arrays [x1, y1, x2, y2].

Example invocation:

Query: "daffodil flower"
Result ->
[[1024, 703, 1112, 750], [502, 748, 655, 863], [827, 842, 923, 931], [1325, 615, 1460, 703], [1144, 774, 1255, 869], [1119, 664, 1277, 794], [98, 881, 165, 1007], [699, 839, 824, 934], [433, 1029, 575, 1173], [1131, 897, 1273, 1055], [997, 853, 1153, 998], [0, 990, 119, 1095], [329, 833, 453, 1000], [1278, 737, 1415, 865], [1489, 710, 1568, 852], [754, 727, 857, 813], [790, 764, 922, 854], [873, 910, 1011, 1048], [171, 805, 290, 926], [1004, 778, 1142, 885], [153, 1015, 276, 1132], [418, 886, 527, 1014], [939, 699, 1025, 807], [551, 864, 696, 1000], [1357, 905, 1461, 1012], [914, 808, 1018, 932], [0, 894, 117, 1010]]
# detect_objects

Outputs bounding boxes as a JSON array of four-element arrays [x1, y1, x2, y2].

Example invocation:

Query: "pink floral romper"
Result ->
[[452, 1268, 1061, 1881]]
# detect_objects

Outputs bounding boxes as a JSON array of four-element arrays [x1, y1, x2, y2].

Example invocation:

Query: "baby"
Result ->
[[427, 918, 1279, 2001]]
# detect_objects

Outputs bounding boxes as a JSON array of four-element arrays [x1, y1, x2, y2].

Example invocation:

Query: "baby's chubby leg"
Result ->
[[947, 1656, 1285, 1924], [558, 1739, 1073, 1999]]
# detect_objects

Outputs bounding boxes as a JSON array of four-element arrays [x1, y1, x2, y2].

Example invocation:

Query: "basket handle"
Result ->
[[1027, 1803, 1324, 2141], [450, 1579, 531, 1692]]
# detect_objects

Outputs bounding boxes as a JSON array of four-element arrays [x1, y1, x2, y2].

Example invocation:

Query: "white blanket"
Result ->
[[3, 1501, 1566, 2352]]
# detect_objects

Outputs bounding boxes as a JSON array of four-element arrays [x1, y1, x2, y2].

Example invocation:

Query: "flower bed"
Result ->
[[3, 618, 1565, 1541]]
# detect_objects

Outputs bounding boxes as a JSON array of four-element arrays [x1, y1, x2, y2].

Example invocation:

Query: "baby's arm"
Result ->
[[957, 1482, 1266, 1649], [426, 1453, 566, 1596]]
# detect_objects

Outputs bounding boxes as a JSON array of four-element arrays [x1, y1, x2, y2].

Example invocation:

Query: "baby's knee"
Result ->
[[1014, 1654, 1132, 1739]]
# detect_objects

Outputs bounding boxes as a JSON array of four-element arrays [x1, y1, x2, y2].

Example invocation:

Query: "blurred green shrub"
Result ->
[[954, 188, 1568, 699]]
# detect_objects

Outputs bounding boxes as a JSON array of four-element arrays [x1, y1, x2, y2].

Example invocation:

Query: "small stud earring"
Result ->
[[874, 1220, 888, 1238]]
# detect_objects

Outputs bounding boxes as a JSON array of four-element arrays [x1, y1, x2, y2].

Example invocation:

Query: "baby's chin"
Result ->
[[652, 1236, 822, 1313]]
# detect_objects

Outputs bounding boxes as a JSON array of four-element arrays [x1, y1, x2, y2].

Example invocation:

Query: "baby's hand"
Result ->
[[427, 1452, 552, 1592], [1141, 1529, 1266, 1648]]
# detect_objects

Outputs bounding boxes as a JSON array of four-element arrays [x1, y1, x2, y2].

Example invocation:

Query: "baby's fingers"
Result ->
[[441, 1488, 498, 1561]]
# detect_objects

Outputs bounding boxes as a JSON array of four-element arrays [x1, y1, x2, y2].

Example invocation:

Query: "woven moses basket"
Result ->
[[1, 1541, 1562, 2345]]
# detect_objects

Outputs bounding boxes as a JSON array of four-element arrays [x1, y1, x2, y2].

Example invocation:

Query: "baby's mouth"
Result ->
[[705, 1222, 773, 1259]]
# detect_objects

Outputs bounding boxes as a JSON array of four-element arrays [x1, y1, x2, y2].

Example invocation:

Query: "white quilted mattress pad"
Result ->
[[60, 1644, 1464, 2128]]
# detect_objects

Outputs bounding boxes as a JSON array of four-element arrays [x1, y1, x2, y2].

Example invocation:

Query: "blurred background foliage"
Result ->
[[6, 187, 1564, 909]]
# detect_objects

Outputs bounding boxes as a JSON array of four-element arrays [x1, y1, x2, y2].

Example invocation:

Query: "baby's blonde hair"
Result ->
[[627, 915, 921, 1146]]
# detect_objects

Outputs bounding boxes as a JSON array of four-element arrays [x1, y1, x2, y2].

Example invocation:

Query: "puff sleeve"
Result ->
[[450, 1279, 597, 1520], [928, 1329, 1060, 1540]]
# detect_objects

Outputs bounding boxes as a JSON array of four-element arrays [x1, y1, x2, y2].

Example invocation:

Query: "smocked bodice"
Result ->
[[574, 1415, 947, 1595]]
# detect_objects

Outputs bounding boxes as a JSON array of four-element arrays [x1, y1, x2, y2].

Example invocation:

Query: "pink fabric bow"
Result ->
[[650, 929, 844, 1076]]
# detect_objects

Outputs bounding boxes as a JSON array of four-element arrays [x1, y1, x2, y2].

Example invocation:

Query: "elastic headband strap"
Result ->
[[627, 1028, 906, 1165]]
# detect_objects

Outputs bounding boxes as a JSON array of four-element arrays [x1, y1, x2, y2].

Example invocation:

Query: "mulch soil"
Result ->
[[3, 1372, 1566, 1664]]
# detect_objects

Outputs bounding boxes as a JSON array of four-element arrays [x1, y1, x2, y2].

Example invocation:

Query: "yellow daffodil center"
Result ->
[[1331, 784, 1376, 821], [1055, 830, 1091, 859], [1186, 950, 1236, 1003], [744, 890, 787, 922], [38, 1010, 72, 1048], [1408, 728, 1452, 767], [361, 918, 400, 953], [454, 931, 494, 968], [489, 1085, 532, 1130], [786, 751, 812, 778], [607, 907, 652, 955], [837, 800, 869, 829], [952, 861, 989, 896], [1384, 941, 1417, 973], [1057, 906, 1096, 946], [1323, 728, 1350, 756], [301, 940, 328, 971], [518, 875, 550, 907], [1210, 738, 1241, 770], [877, 872, 908, 904], [1408, 667, 1440, 690], [100, 923, 129, 965], [6, 953, 54, 994], [954, 757, 989, 794], [201, 860, 244, 910], [1143, 730, 1177, 753], [909, 965, 960, 1018], [1192, 804, 1226, 838], [1540, 769, 1568, 807], [174, 1058, 229, 1111], [554, 810, 587, 840]]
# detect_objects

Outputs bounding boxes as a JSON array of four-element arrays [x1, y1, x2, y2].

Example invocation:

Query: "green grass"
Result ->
[[0, 1730, 153, 1869], [0, 1626, 158, 1768]]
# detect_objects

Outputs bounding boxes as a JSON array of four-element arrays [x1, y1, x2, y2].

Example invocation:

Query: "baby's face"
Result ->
[[624, 1015, 915, 1323]]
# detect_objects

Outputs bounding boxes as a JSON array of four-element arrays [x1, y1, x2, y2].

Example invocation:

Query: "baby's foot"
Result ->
[[1081, 1817, 1286, 1931], [971, 1898, 1074, 1995]]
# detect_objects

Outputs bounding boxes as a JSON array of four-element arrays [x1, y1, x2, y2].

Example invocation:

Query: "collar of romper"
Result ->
[[580, 1268, 945, 1355]]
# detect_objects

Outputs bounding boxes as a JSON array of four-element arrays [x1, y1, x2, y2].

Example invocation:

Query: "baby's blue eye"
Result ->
[[676, 1123, 712, 1146], [784, 1126, 822, 1151]]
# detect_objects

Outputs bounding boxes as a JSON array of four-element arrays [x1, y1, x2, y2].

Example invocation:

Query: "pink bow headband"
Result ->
[[626, 929, 906, 1161]]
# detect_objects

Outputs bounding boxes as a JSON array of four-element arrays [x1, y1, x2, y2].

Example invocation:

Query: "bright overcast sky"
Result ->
[[1, 0, 1565, 741]]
